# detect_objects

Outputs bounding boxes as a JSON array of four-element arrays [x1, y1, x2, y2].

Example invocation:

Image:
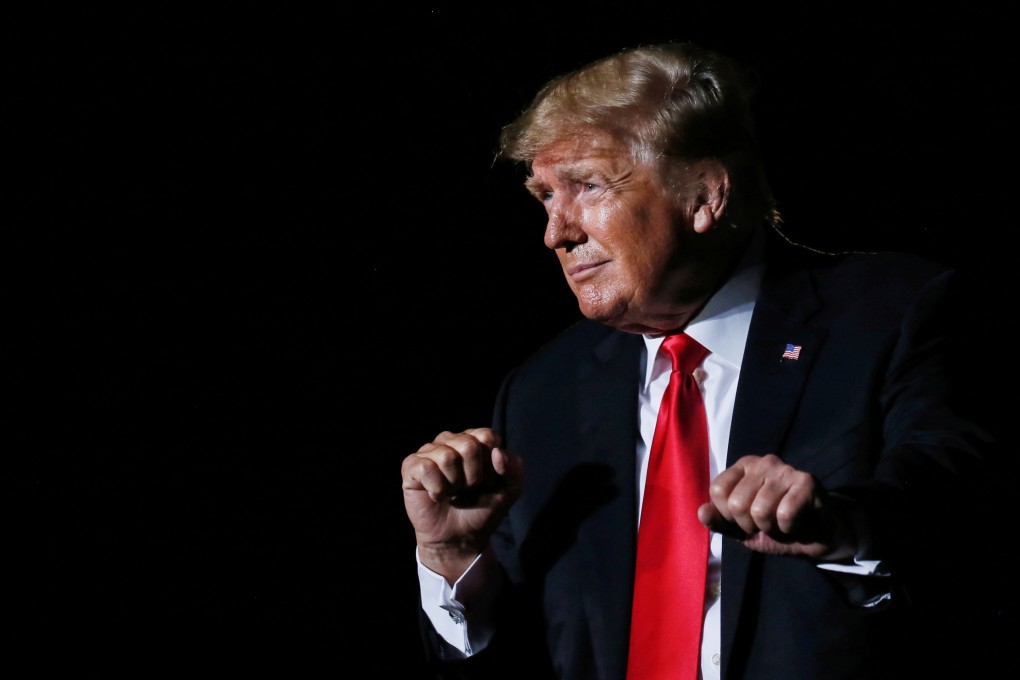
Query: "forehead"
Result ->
[[530, 129, 633, 177]]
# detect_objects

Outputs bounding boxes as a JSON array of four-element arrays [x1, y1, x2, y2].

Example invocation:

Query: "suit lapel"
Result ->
[[575, 329, 643, 680], [720, 262, 828, 677]]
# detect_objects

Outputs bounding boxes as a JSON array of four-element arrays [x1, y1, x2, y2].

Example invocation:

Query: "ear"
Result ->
[[691, 160, 731, 234]]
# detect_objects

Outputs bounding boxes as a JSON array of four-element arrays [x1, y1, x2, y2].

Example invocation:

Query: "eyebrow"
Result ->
[[524, 163, 605, 197], [524, 175, 547, 197]]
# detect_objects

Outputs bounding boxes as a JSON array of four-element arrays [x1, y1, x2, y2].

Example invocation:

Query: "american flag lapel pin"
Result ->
[[781, 343, 802, 361]]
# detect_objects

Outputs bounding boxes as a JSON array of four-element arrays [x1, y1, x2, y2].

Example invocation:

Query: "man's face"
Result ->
[[527, 130, 714, 335]]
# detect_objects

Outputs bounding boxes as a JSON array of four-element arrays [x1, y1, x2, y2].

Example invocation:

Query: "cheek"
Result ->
[[590, 203, 617, 244], [596, 204, 660, 268]]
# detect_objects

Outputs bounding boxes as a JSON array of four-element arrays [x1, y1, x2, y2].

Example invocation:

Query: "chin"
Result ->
[[576, 283, 635, 323], [577, 298, 666, 335], [577, 301, 629, 328]]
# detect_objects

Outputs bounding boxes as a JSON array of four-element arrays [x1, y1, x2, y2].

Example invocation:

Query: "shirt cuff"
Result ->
[[417, 547, 502, 656]]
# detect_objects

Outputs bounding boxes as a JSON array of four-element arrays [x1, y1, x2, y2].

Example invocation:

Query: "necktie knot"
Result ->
[[660, 333, 709, 376]]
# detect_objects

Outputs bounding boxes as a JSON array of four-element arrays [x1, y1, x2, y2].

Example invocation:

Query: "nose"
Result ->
[[543, 200, 586, 251]]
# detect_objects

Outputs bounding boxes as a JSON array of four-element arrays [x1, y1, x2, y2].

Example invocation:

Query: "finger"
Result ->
[[697, 501, 745, 539], [401, 450, 458, 502], [721, 454, 798, 535], [492, 446, 524, 503], [421, 439, 471, 494], [697, 502, 717, 527], [774, 471, 818, 536], [433, 430, 497, 489], [464, 427, 500, 448], [721, 470, 768, 535], [708, 464, 746, 524], [746, 473, 796, 535]]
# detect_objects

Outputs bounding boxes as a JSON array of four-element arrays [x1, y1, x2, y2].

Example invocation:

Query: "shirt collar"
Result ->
[[641, 228, 765, 387]]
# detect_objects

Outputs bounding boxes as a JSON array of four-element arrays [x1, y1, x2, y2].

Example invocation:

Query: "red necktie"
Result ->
[[627, 333, 711, 680]]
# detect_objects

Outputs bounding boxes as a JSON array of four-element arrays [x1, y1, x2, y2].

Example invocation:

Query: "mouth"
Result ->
[[566, 261, 608, 280]]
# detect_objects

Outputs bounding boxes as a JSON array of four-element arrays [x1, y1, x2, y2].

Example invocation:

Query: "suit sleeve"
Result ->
[[415, 369, 559, 680], [834, 268, 997, 601]]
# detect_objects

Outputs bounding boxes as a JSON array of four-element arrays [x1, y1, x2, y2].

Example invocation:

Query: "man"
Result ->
[[401, 41, 994, 679]]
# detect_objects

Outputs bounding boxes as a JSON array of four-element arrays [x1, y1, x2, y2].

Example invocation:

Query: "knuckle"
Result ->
[[466, 427, 497, 445], [432, 448, 460, 468], [791, 470, 813, 486], [403, 452, 431, 473], [433, 430, 456, 443], [726, 496, 749, 515]]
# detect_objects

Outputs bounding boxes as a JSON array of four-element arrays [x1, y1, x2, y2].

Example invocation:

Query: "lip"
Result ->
[[566, 261, 608, 279]]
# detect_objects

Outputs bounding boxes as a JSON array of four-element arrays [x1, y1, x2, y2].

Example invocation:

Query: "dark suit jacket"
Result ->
[[419, 232, 998, 679]]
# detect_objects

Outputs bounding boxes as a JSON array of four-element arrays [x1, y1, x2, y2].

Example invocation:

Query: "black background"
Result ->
[[9, 3, 1017, 674]]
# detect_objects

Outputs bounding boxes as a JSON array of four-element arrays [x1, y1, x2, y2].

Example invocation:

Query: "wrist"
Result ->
[[417, 541, 484, 584]]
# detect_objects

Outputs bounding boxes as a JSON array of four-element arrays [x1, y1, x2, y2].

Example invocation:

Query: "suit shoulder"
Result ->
[[833, 249, 950, 279], [767, 229, 951, 283], [772, 244, 955, 307], [510, 319, 628, 375]]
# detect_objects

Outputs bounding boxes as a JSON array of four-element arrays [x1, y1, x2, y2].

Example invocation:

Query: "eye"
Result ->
[[584, 183, 598, 192], [542, 191, 554, 202]]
